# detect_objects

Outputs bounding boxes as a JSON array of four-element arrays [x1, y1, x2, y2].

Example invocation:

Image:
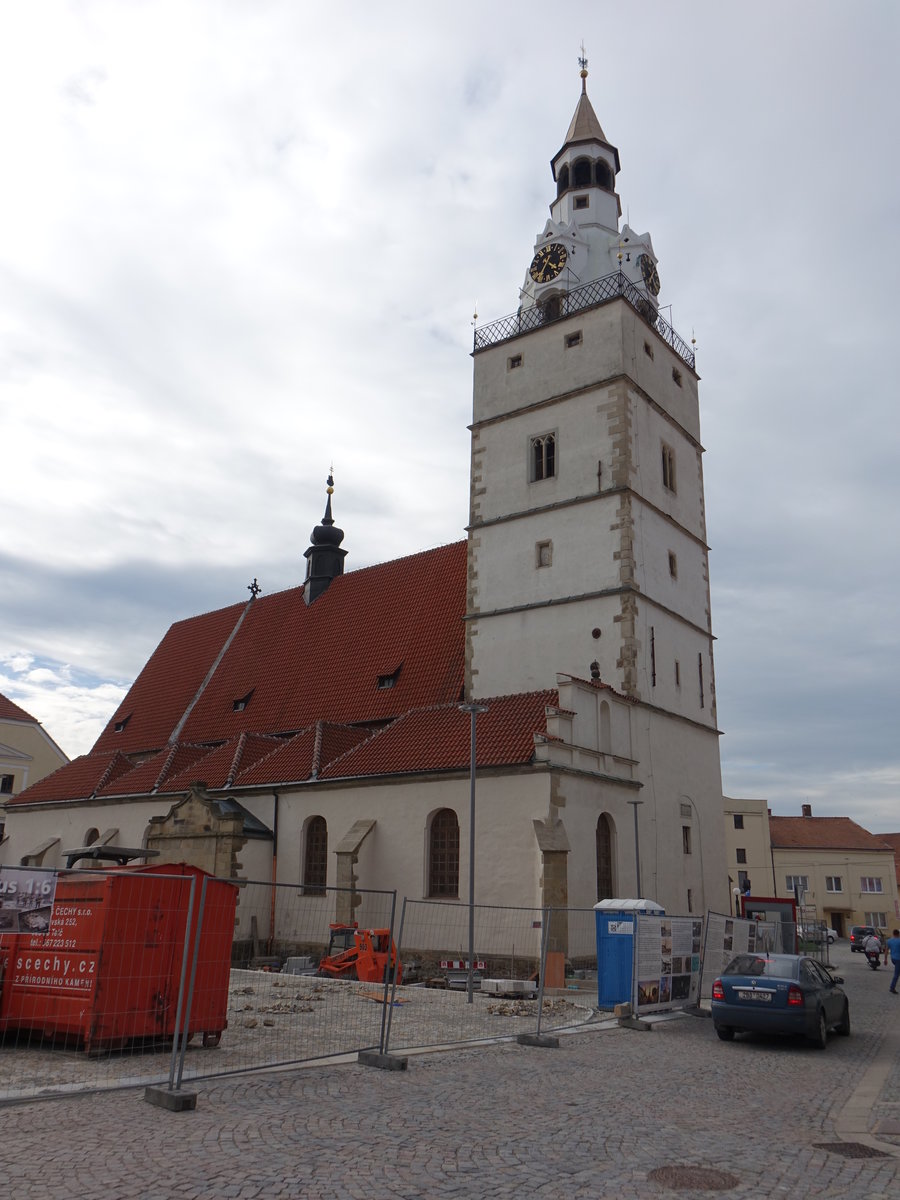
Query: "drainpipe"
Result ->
[[267, 792, 279, 956]]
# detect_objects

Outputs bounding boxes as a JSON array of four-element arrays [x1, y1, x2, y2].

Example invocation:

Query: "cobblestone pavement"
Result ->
[[4, 944, 900, 1199]]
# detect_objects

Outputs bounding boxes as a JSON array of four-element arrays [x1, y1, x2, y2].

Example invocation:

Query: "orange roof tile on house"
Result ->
[[769, 815, 894, 853], [0, 694, 39, 723]]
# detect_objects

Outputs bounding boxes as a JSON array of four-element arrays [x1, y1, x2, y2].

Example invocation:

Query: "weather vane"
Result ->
[[247, 578, 262, 599], [578, 43, 588, 73]]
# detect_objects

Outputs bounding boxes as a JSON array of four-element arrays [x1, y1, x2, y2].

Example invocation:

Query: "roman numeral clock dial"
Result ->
[[529, 242, 568, 283]]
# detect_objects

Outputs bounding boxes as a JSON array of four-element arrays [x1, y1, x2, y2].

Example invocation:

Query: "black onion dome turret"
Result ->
[[303, 473, 348, 603]]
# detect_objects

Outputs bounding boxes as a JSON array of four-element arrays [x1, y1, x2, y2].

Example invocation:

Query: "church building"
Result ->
[[1, 64, 729, 925]]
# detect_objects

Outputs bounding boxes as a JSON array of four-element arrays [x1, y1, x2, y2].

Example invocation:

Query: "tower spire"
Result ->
[[303, 471, 347, 604]]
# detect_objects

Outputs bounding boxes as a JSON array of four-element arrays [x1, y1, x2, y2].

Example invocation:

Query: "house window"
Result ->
[[302, 816, 327, 895], [785, 875, 809, 893], [535, 540, 552, 568], [661, 444, 676, 492], [737, 870, 749, 890], [680, 802, 692, 819], [733, 814, 744, 830], [643, 341, 654, 359], [573, 195, 589, 210], [565, 330, 582, 348], [429, 809, 459, 897], [865, 911, 888, 927], [861, 877, 884, 893], [233, 690, 254, 712], [0, 775, 13, 795], [687, 888, 693, 913], [668, 551, 678, 579], [596, 814, 614, 901], [672, 368, 683, 387], [825, 876, 843, 893], [531, 433, 556, 481], [377, 666, 402, 689], [113, 714, 131, 734], [508, 354, 523, 370], [736, 848, 747, 864], [682, 826, 692, 855]]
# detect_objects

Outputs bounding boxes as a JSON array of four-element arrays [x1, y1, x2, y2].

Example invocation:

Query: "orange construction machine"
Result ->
[[317, 923, 402, 985]]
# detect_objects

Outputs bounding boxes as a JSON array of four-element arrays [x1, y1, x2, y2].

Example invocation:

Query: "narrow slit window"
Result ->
[[661, 444, 676, 492]]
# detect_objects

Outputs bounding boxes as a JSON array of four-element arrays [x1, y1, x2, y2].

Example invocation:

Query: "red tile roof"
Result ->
[[92, 541, 467, 755], [0, 694, 38, 723], [769, 815, 894, 852]]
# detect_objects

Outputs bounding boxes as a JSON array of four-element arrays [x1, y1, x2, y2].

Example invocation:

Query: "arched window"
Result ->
[[597, 814, 614, 901], [84, 827, 99, 846], [428, 809, 459, 897], [531, 433, 556, 481], [573, 158, 592, 188], [595, 160, 613, 189], [303, 816, 327, 895], [540, 293, 562, 323], [557, 164, 570, 195]]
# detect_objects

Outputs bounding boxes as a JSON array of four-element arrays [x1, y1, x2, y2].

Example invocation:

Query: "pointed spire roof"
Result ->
[[554, 59, 620, 174]]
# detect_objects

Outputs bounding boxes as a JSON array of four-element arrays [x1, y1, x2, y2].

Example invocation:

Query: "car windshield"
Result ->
[[723, 954, 799, 979]]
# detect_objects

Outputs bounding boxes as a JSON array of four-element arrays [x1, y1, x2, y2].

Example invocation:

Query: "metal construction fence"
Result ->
[[381, 900, 599, 1054], [1, 866, 612, 1105], [698, 912, 830, 1002]]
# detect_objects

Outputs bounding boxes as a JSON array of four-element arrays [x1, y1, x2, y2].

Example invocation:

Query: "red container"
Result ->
[[0, 864, 236, 1053]]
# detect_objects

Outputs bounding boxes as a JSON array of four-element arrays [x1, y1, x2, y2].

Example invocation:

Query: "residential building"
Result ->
[[0, 694, 68, 845]]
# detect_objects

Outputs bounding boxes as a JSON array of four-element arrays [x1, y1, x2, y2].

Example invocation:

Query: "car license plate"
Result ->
[[737, 990, 771, 1002]]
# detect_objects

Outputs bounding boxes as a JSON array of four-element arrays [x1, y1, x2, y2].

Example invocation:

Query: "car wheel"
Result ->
[[836, 1001, 850, 1036], [810, 1010, 828, 1049], [715, 1025, 735, 1042]]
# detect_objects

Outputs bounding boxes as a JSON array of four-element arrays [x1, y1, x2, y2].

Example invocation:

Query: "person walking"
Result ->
[[886, 929, 900, 994]]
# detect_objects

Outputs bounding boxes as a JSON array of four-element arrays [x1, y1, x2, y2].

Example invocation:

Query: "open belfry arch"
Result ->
[[1, 59, 728, 937]]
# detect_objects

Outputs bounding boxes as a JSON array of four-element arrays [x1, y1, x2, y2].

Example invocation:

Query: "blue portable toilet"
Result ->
[[594, 898, 665, 1008]]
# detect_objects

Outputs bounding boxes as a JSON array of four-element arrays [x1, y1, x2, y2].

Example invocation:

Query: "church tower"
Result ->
[[466, 61, 727, 914], [467, 61, 713, 730]]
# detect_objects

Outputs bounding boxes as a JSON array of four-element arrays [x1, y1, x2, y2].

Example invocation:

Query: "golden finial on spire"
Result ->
[[578, 43, 588, 92]]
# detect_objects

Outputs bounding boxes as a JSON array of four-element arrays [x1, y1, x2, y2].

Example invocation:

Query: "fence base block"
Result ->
[[358, 1050, 408, 1071], [516, 1032, 560, 1048], [144, 1086, 198, 1112], [617, 1016, 653, 1032]]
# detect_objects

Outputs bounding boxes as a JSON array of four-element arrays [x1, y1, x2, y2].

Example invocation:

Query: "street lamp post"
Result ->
[[626, 799, 644, 899], [459, 702, 488, 1004]]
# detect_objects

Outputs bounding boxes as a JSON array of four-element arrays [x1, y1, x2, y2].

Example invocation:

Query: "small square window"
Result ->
[[508, 354, 523, 370], [573, 195, 589, 210], [668, 551, 678, 579], [565, 331, 582, 348], [535, 540, 552, 568]]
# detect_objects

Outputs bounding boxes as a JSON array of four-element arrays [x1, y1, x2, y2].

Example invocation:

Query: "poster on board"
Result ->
[[633, 915, 703, 1015], [0, 866, 58, 934]]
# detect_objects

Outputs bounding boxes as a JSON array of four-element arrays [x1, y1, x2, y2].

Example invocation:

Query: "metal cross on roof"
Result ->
[[247, 577, 262, 599]]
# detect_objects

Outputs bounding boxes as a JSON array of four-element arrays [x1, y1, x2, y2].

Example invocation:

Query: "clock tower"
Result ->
[[466, 61, 727, 914]]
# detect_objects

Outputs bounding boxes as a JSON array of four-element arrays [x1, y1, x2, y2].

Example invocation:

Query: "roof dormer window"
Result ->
[[377, 664, 403, 690], [233, 690, 254, 712], [114, 714, 131, 734]]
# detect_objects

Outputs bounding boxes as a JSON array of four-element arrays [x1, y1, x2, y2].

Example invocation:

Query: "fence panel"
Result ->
[[383, 901, 596, 1053], [0, 866, 197, 1103], [175, 880, 398, 1084]]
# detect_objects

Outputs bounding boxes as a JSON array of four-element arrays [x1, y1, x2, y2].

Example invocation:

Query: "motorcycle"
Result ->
[[865, 947, 882, 970]]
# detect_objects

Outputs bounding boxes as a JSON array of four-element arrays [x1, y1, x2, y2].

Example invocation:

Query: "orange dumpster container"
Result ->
[[0, 864, 236, 1053]]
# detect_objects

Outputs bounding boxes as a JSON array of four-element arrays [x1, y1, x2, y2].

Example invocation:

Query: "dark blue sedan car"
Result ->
[[711, 953, 849, 1048]]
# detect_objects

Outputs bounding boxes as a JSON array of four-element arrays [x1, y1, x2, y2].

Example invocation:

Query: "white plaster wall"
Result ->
[[0, 799, 164, 869]]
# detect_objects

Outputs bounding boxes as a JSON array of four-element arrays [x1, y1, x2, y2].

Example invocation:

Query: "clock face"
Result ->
[[639, 253, 661, 296], [529, 242, 568, 284]]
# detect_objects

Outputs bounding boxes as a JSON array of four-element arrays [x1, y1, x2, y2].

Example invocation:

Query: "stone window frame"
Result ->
[[529, 431, 557, 483]]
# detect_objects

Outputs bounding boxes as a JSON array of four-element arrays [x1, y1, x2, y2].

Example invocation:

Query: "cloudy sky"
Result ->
[[2, 2, 898, 830]]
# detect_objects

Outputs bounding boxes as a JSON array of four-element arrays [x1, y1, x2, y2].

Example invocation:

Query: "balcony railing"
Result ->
[[473, 270, 695, 371]]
